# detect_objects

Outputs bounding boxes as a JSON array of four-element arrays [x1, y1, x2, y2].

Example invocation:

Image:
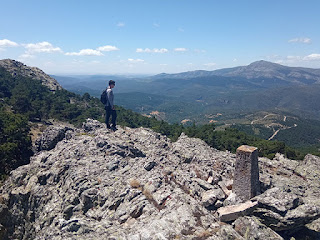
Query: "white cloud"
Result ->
[[136, 48, 150, 53], [204, 62, 216, 67], [24, 41, 62, 53], [136, 48, 168, 53], [128, 58, 144, 63], [153, 48, 168, 53], [65, 45, 118, 56], [303, 53, 320, 61], [117, 22, 125, 27], [286, 55, 302, 61], [19, 53, 35, 59], [174, 48, 187, 52], [97, 45, 119, 52], [268, 54, 320, 65], [65, 49, 103, 56], [17, 53, 36, 63], [178, 28, 184, 32], [153, 23, 160, 28], [0, 39, 19, 47], [233, 58, 238, 62], [288, 37, 311, 44]]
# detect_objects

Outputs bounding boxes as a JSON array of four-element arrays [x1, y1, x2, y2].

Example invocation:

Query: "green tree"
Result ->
[[0, 109, 32, 177]]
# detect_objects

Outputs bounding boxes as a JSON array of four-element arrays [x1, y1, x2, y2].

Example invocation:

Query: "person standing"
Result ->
[[101, 80, 117, 130]]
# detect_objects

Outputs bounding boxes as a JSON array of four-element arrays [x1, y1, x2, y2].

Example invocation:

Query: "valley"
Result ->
[[53, 60, 320, 153]]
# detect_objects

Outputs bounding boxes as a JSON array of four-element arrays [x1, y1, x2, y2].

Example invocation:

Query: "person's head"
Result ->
[[109, 80, 115, 88]]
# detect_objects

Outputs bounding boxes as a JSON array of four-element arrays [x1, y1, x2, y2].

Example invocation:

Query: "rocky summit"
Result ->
[[0, 59, 62, 91], [1, 119, 320, 239]]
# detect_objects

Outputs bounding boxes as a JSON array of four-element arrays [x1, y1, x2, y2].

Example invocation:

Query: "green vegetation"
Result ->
[[116, 108, 304, 160], [0, 67, 104, 126], [183, 124, 302, 160], [0, 109, 32, 179]]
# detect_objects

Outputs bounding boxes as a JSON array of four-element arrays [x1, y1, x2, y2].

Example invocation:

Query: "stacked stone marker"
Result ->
[[233, 145, 260, 201]]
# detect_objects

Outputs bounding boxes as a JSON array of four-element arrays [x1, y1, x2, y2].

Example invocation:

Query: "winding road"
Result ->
[[250, 114, 297, 140]]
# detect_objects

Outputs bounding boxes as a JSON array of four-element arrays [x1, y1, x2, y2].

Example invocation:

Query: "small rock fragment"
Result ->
[[217, 201, 258, 222], [144, 161, 157, 171]]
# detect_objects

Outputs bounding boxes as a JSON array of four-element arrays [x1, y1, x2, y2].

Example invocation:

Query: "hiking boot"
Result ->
[[106, 124, 111, 129], [111, 125, 118, 131]]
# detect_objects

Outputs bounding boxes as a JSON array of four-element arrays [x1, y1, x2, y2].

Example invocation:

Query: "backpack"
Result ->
[[100, 89, 108, 105]]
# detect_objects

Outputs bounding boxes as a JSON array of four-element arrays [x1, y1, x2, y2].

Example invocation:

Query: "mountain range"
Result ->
[[56, 60, 320, 92], [53, 60, 320, 122], [51, 60, 320, 150]]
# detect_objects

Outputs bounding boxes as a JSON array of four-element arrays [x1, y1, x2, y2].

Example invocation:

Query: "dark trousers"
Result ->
[[105, 106, 117, 127]]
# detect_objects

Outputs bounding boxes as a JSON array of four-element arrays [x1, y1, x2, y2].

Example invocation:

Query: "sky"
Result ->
[[1, 0, 320, 75]]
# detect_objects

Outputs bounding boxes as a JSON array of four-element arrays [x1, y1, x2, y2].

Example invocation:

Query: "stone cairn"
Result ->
[[233, 145, 260, 201]]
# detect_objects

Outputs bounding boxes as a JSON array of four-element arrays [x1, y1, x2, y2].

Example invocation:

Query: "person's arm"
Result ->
[[107, 89, 114, 109]]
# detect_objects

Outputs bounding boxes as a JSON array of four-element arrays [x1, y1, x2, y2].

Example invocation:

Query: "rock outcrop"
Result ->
[[0, 59, 62, 91], [0, 119, 320, 239], [34, 125, 73, 152]]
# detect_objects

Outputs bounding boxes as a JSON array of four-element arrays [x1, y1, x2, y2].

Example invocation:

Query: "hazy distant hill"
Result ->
[[213, 60, 320, 83], [52, 74, 148, 96], [155, 60, 320, 86]]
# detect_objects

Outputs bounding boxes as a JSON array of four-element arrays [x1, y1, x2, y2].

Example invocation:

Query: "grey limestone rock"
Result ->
[[34, 125, 73, 152], [1, 119, 320, 239], [253, 187, 301, 215], [233, 216, 283, 240], [217, 201, 258, 222], [82, 118, 105, 132], [144, 161, 157, 171], [0, 59, 62, 91], [202, 188, 225, 208], [253, 187, 320, 232]]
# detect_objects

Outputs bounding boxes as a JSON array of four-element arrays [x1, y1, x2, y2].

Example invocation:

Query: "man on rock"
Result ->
[[101, 80, 117, 130]]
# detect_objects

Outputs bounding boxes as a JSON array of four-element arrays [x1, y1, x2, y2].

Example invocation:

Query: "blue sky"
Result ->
[[1, 0, 320, 74]]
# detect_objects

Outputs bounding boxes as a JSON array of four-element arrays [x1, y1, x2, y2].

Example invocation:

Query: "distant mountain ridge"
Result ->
[[154, 60, 320, 85]]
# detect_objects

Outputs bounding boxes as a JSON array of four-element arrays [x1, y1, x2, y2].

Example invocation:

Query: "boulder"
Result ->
[[82, 118, 104, 132], [253, 187, 320, 232], [253, 187, 301, 215], [233, 216, 283, 239], [201, 188, 225, 208], [34, 125, 73, 152]]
